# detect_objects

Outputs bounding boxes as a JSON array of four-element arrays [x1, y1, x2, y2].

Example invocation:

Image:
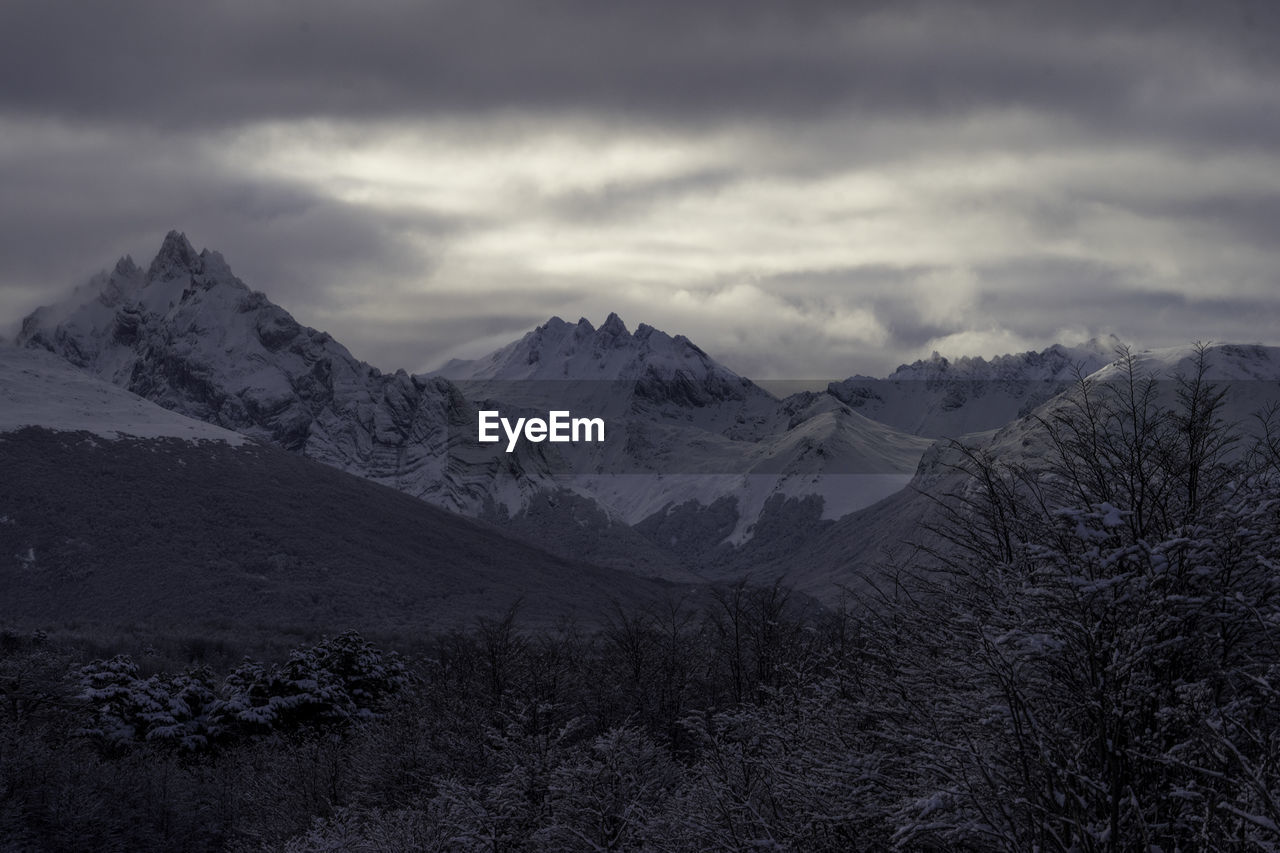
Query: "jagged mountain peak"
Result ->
[[146, 230, 200, 281], [140, 231, 244, 296], [434, 313, 741, 384], [884, 338, 1121, 383], [20, 232, 283, 370], [113, 254, 140, 278], [196, 246, 235, 280], [20, 231, 351, 383], [827, 339, 1127, 438], [600, 311, 628, 337]]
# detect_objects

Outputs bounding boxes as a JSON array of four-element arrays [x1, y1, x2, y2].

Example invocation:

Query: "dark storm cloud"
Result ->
[[863, 297, 958, 353], [756, 265, 955, 350], [974, 257, 1280, 345], [1110, 193, 1280, 251], [1, 0, 1275, 140], [976, 257, 1139, 298]]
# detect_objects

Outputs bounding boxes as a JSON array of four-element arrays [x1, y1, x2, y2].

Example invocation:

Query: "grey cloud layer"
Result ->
[[3, 1, 1276, 129], [1, 0, 1277, 375]]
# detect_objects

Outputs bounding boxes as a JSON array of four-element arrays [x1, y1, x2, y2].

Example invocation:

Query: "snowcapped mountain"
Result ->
[[17, 231, 555, 518], [434, 313, 779, 435], [827, 338, 1121, 438], [438, 313, 740, 385], [435, 312, 931, 545], [925, 342, 1280, 479]]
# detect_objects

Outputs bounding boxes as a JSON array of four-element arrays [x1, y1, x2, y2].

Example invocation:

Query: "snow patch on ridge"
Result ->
[[0, 346, 246, 445]]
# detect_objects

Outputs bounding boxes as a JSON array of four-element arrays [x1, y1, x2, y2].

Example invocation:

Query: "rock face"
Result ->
[[18, 231, 550, 517]]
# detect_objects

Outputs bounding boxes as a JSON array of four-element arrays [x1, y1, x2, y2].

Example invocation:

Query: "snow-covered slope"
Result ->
[[827, 338, 1121, 438], [0, 346, 245, 445], [1090, 342, 1280, 383]]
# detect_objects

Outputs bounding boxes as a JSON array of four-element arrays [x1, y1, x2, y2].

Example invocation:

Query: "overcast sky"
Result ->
[[1, 0, 1278, 377]]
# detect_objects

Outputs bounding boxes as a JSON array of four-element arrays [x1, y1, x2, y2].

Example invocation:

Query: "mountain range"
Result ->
[[15, 232, 934, 570], [827, 337, 1120, 438], [10, 231, 1280, 624]]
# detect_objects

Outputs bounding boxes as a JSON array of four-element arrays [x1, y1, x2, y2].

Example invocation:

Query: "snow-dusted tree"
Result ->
[[280, 806, 450, 852], [535, 725, 678, 851], [670, 678, 896, 852], [879, 345, 1280, 850], [434, 704, 586, 852], [211, 657, 276, 735], [137, 667, 221, 751], [214, 631, 407, 735], [77, 631, 406, 753], [77, 656, 221, 752], [0, 641, 73, 728], [77, 655, 145, 749]]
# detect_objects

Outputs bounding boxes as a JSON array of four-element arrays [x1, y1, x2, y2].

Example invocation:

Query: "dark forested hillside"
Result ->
[[0, 427, 687, 635]]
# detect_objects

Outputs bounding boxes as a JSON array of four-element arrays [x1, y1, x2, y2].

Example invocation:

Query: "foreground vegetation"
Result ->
[[5, 349, 1280, 851]]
